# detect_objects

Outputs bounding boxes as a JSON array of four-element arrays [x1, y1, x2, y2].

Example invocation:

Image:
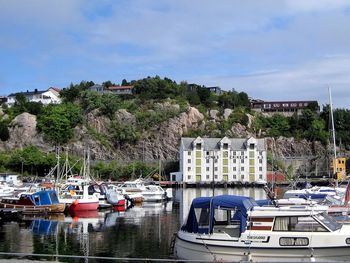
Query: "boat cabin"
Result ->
[[181, 195, 257, 237], [181, 195, 341, 239]]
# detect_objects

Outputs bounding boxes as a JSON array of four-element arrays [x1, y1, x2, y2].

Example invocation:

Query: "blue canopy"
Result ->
[[181, 197, 211, 234], [181, 195, 257, 234], [28, 190, 60, 205]]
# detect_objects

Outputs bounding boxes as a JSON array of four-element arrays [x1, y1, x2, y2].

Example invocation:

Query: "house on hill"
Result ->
[[7, 87, 61, 106], [89, 84, 134, 95], [251, 99, 319, 116]]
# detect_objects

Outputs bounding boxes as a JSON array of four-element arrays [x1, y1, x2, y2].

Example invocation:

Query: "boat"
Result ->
[[117, 179, 167, 202], [0, 190, 65, 213], [0, 183, 15, 198], [59, 181, 99, 212], [174, 195, 350, 262]]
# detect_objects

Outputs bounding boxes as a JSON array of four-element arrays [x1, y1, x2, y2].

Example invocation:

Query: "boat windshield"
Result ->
[[314, 212, 341, 231], [323, 195, 343, 206]]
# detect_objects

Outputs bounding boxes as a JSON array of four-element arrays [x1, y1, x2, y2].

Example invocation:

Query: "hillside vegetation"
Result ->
[[0, 76, 350, 179]]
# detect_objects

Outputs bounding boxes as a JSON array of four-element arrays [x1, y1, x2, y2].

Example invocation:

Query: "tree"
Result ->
[[102, 80, 115, 88], [37, 103, 82, 145], [0, 121, 9, 141]]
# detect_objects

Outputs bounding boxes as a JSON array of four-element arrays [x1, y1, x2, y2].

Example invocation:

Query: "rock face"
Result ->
[[223, 108, 233, 120], [86, 109, 110, 134], [266, 137, 326, 158], [121, 106, 205, 161], [114, 109, 136, 125], [0, 107, 329, 167], [0, 112, 49, 151], [209, 109, 219, 120]]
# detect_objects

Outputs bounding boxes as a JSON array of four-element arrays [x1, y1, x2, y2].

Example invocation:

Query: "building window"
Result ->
[[188, 159, 191, 164], [249, 143, 254, 150], [233, 167, 236, 171], [196, 144, 201, 150], [214, 167, 218, 171], [259, 167, 263, 171], [187, 175, 191, 180], [232, 151, 236, 156], [233, 159, 236, 163], [259, 174, 263, 179], [187, 167, 191, 171], [259, 159, 263, 164], [215, 159, 218, 163], [259, 151, 263, 155], [206, 159, 210, 164], [223, 151, 228, 158], [206, 151, 209, 155], [206, 174, 210, 179], [241, 159, 244, 163], [233, 174, 236, 179], [241, 167, 244, 171], [215, 174, 218, 179], [223, 143, 228, 150], [241, 151, 244, 156], [206, 167, 209, 171], [241, 175, 244, 180]]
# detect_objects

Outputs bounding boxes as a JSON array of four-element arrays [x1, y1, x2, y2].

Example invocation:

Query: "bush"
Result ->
[[0, 121, 9, 141]]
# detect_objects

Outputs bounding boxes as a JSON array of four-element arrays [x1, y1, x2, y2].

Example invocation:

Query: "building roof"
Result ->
[[8, 90, 47, 97], [49, 87, 61, 92], [181, 137, 266, 151]]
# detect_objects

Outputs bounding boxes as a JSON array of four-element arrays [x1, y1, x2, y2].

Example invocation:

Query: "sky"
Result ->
[[1, 0, 350, 108]]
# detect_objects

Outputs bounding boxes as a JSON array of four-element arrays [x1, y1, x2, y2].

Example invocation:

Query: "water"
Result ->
[[0, 187, 267, 262]]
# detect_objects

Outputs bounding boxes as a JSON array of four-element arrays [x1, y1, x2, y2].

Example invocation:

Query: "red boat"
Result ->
[[67, 199, 99, 212]]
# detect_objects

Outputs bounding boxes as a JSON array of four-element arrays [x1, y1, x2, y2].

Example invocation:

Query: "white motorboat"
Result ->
[[118, 179, 167, 202], [0, 183, 15, 198], [174, 195, 350, 262]]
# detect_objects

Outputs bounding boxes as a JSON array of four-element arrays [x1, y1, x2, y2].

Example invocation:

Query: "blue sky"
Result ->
[[1, 0, 350, 108]]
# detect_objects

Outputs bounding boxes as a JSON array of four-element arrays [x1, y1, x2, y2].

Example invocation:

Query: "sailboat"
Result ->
[[58, 149, 99, 212]]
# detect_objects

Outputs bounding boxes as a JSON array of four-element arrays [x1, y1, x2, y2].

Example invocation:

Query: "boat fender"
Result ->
[[73, 199, 79, 205]]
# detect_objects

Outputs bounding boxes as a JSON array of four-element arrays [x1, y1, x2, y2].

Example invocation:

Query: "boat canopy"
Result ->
[[181, 195, 257, 234], [23, 190, 60, 205]]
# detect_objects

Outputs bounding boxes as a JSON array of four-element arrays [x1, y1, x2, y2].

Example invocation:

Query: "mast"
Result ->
[[328, 87, 338, 187]]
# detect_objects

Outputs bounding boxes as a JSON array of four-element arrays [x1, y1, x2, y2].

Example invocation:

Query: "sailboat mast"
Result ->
[[328, 87, 338, 187], [329, 87, 337, 160]]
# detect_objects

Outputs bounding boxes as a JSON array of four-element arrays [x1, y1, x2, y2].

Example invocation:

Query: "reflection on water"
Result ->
[[177, 187, 267, 224], [0, 187, 267, 262]]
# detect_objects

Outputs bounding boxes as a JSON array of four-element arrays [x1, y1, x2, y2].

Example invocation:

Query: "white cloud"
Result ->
[[201, 55, 350, 109]]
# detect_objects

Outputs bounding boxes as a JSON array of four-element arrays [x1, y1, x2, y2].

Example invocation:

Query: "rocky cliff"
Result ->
[[0, 107, 327, 166]]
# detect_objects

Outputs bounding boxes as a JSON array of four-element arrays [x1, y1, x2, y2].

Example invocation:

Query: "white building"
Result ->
[[174, 136, 267, 184], [7, 87, 61, 106]]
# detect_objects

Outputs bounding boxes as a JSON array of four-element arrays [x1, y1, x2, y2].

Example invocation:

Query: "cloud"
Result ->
[[1, 0, 350, 109], [200, 55, 350, 109]]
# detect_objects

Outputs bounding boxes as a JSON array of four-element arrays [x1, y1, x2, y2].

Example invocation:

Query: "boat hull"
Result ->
[[67, 201, 99, 212], [175, 234, 350, 262], [0, 203, 65, 213]]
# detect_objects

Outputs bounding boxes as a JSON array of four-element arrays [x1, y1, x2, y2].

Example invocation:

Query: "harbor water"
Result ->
[[0, 187, 267, 262]]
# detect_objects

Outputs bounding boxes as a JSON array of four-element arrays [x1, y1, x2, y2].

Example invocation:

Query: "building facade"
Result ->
[[251, 100, 319, 116], [89, 84, 134, 95], [175, 137, 267, 184]]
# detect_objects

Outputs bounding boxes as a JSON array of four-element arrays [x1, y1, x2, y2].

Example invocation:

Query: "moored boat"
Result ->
[[174, 195, 350, 262], [0, 190, 65, 213]]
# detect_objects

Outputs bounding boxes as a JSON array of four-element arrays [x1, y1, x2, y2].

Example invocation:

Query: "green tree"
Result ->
[[110, 121, 140, 145], [0, 121, 9, 141], [37, 103, 82, 145]]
